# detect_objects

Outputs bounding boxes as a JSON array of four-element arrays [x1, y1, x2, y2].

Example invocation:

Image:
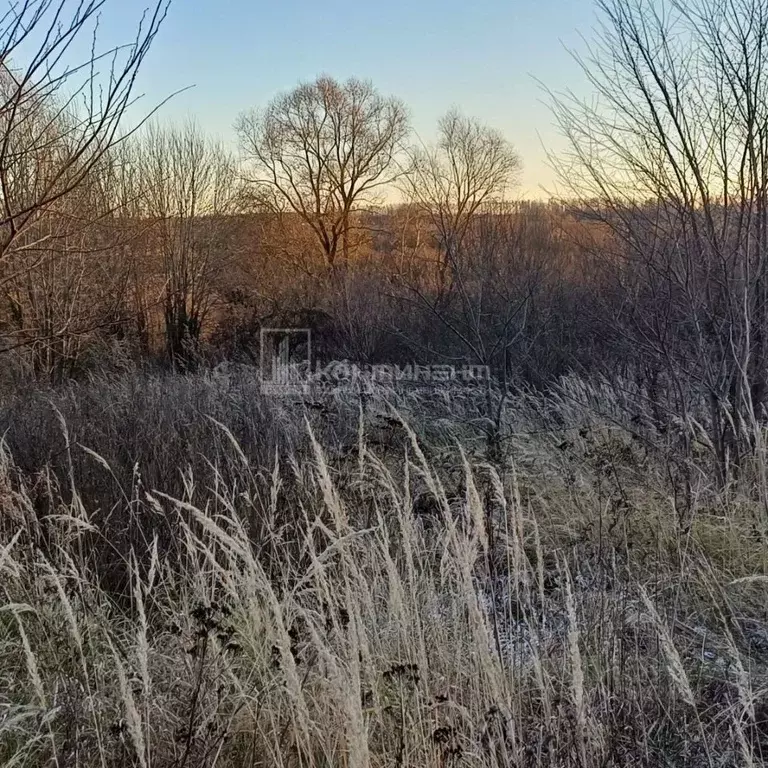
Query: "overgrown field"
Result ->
[[2, 370, 768, 767]]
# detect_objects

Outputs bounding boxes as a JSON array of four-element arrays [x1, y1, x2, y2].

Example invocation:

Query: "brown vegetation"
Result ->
[[5, 0, 768, 765]]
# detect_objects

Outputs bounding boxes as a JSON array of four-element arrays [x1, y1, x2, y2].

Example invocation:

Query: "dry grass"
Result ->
[[2, 370, 768, 766]]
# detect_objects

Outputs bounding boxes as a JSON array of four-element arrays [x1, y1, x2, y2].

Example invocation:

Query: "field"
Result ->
[[6, 0, 768, 764], [2, 369, 768, 767]]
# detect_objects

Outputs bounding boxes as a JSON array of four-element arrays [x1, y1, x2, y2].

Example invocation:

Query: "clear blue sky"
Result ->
[[97, 0, 599, 198]]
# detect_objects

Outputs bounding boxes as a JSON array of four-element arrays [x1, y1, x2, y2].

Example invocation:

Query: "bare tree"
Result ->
[[399, 113, 527, 369], [0, 0, 168, 271], [403, 109, 521, 301], [549, 0, 768, 487], [1, 152, 132, 381], [236, 75, 410, 270], [134, 120, 238, 367], [0, 0, 168, 367], [397, 114, 536, 455]]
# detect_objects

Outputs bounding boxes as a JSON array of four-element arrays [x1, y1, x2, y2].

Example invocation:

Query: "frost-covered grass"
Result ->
[[2, 369, 768, 766]]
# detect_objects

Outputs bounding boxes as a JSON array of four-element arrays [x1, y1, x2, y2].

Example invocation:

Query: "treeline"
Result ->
[[0, 8, 602, 389], [6, 0, 768, 488]]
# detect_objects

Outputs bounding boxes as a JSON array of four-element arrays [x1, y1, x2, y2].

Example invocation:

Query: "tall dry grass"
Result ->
[[2, 370, 768, 766]]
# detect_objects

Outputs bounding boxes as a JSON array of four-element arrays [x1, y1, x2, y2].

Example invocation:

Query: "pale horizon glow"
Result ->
[[88, 0, 600, 200]]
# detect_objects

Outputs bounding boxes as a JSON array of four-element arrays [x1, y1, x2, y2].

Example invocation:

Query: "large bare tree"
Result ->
[[398, 113, 534, 454], [236, 75, 410, 269], [550, 0, 768, 486], [403, 109, 521, 300], [399, 112, 526, 364]]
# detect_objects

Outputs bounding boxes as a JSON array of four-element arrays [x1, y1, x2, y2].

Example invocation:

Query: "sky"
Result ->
[[92, 0, 600, 199]]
